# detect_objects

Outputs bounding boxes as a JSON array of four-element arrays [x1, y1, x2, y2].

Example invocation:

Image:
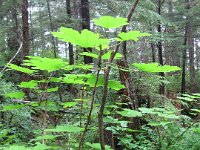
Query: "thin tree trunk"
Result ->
[[181, 0, 190, 94], [80, 0, 93, 64], [188, 26, 196, 93], [21, 0, 29, 61], [157, 0, 165, 95], [39, 1, 45, 56], [46, 0, 57, 58], [21, 0, 30, 96], [47, 0, 63, 101], [66, 0, 74, 65]]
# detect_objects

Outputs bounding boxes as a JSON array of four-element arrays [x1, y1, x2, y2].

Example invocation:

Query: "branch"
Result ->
[[0, 42, 23, 74]]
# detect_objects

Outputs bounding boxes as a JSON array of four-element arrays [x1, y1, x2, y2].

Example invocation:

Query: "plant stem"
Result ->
[[98, 0, 140, 149], [78, 46, 103, 150]]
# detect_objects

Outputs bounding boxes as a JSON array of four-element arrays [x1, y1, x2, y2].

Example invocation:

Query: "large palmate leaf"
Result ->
[[45, 125, 83, 133], [52, 27, 109, 48], [86, 76, 125, 90], [34, 135, 58, 141], [3, 145, 28, 150], [62, 102, 78, 108], [61, 74, 92, 85], [132, 63, 181, 72], [70, 64, 93, 70], [8, 64, 36, 74], [19, 80, 38, 89], [23, 56, 68, 73], [93, 16, 128, 28], [139, 107, 179, 119], [117, 109, 143, 117], [118, 31, 151, 42], [5, 92, 25, 99], [2, 104, 26, 111], [86, 142, 112, 150]]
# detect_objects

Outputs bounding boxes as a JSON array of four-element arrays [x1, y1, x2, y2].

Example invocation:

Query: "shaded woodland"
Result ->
[[0, 0, 200, 149]]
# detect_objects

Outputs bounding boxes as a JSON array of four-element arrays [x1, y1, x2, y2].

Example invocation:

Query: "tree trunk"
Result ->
[[80, 0, 93, 64], [47, 0, 57, 58], [66, 0, 74, 65], [21, 0, 30, 96], [21, 0, 29, 61], [157, 0, 165, 95], [188, 26, 196, 93], [181, 0, 190, 94]]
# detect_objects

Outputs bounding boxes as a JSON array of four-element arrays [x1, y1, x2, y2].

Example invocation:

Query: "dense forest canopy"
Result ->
[[0, 0, 200, 149]]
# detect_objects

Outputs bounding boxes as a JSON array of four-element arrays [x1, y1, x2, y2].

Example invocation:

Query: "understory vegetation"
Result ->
[[0, 0, 200, 150]]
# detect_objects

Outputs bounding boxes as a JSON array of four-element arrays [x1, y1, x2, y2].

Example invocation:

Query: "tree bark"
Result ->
[[21, 0, 29, 61], [181, 0, 190, 94], [66, 0, 74, 65], [21, 0, 30, 96], [157, 0, 165, 95], [188, 26, 196, 93], [47, 0, 57, 58], [80, 0, 93, 64]]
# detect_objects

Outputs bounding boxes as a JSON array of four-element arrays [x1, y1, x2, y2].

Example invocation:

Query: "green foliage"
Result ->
[[133, 63, 181, 72], [24, 56, 68, 72], [52, 27, 109, 48], [117, 108, 143, 117], [19, 80, 38, 89], [45, 125, 83, 133], [93, 16, 128, 28], [86, 142, 112, 150], [118, 31, 151, 42], [8, 64, 35, 74], [5, 92, 25, 99], [0, 15, 184, 150]]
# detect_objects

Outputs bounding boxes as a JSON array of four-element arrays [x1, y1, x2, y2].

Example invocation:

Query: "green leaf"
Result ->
[[191, 109, 200, 113], [108, 80, 125, 90], [86, 76, 125, 90], [38, 101, 59, 112], [32, 142, 51, 150], [45, 125, 83, 133], [23, 56, 68, 73], [80, 52, 98, 59], [93, 16, 128, 28], [139, 107, 158, 114], [86, 142, 112, 150], [19, 80, 38, 89], [2, 104, 26, 111], [148, 121, 173, 127], [182, 94, 200, 99], [4, 145, 28, 150], [5, 92, 25, 99], [70, 64, 93, 69], [62, 74, 92, 85], [118, 31, 151, 42], [47, 87, 58, 92], [34, 135, 58, 141], [62, 102, 77, 108], [117, 109, 143, 117], [132, 63, 181, 72], [177, 96, 194, 102], [8, 64, 35, 74], [52, 27, 109, 48], [102, 51, 123, 60]]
